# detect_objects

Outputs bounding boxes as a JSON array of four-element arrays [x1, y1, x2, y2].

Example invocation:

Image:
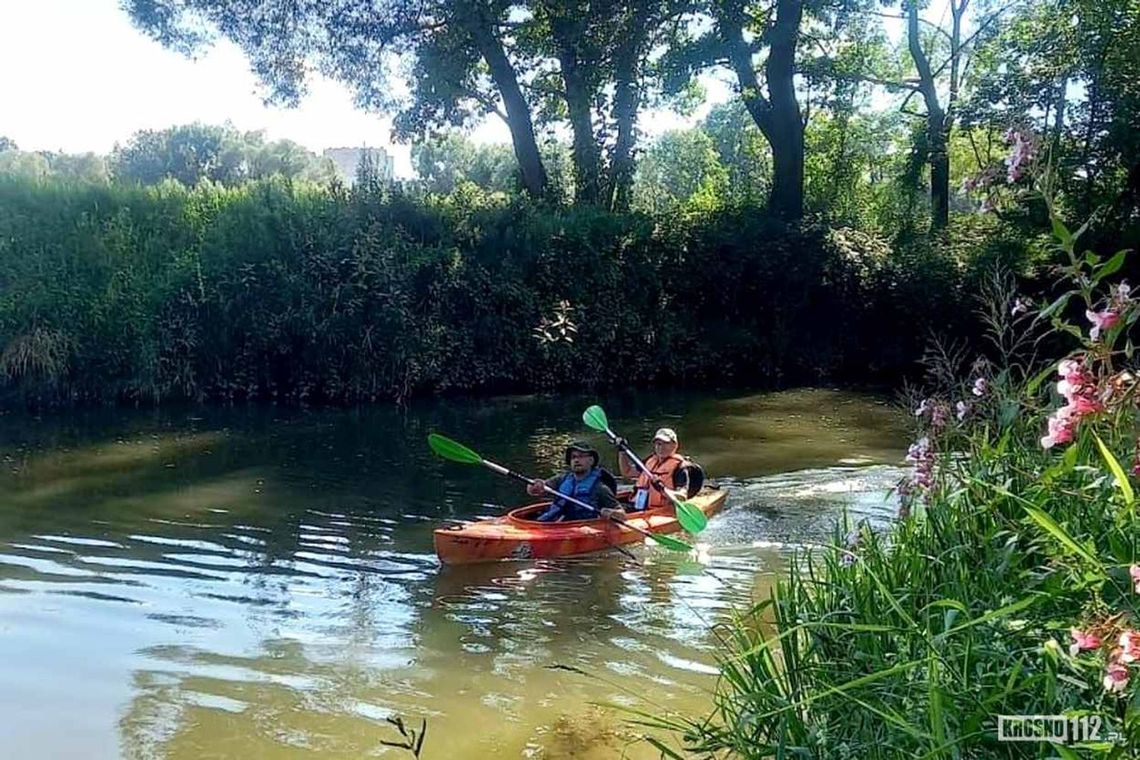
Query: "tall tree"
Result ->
[[965, 0, 1140, 226], [124, 0, 551, 198], [662, 0, 807, 220], [887, 0, 1008, 229]]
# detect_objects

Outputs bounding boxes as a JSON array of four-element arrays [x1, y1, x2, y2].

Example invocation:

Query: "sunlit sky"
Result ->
[[0, 0, 743, 179]]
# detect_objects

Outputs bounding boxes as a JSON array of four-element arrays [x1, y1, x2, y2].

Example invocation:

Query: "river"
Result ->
[[0, 388, 906, 759]]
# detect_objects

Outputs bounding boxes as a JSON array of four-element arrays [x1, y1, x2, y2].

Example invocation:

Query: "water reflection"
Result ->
[[0, 389, 906, 758]]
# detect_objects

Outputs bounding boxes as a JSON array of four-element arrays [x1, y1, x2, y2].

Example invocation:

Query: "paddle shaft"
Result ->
[[476, 458, 668, 545]]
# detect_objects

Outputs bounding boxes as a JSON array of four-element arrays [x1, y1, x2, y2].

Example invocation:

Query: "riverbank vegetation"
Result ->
[[650, 161, 1140, 754], [3, 0, 1138, 408]]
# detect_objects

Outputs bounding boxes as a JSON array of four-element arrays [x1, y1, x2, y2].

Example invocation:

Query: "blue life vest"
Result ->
[[536, 468, 602, 522]]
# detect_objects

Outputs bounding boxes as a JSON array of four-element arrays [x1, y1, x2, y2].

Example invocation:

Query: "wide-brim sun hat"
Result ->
[[563, 441, 600, 468]]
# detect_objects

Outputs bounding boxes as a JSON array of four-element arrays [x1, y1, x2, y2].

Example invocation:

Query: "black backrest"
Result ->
[[598, 468, 619, 496], [680, 462, 705, 497]]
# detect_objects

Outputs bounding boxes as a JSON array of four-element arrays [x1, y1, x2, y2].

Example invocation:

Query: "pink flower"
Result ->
[[930, 402, 948, 430], [1121, 630, 1140, 664], [1004, 130, 1036, 183], [956, 401, 969, 421], [1104, 655, 1130, 693], [1070, 627, 1103, 657], [1042, 407, 1077, 449], [1131, 564, 1140, 593], [972, 377, 988, 397], [915, 399, 930, 417], [1058, 359, 1081, 377], [1011, 297, 1030, 316], [1087, 309, 1121, 340], [905, 437, 936, 491], [1070, 395, 1103, 416], [1042, 357, 1102, 449]]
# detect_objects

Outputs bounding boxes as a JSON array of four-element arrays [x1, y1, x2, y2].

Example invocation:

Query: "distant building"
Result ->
[[322, 146, 395, 184]]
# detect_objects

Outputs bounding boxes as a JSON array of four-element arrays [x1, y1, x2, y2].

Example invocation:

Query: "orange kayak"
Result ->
[[433, 488, 727, 564]]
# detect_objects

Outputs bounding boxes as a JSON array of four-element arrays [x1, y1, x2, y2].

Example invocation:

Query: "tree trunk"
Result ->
[[606, 3, 652, 212], [907, 0, 948, 229], [929, 119, 950, 228], [765, 0, 805, 221], [466, 8, 548, 199], [550, 14, 603, 204], [720, 0, 804, 221]]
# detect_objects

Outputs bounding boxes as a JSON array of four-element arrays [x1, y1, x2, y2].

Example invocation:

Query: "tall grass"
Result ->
[[0, 173, 989, 406], [659, 163, 1140, 757]]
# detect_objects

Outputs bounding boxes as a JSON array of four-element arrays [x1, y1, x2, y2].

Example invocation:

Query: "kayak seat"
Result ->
[[599, 468, 618, 497], [679, 461, 705, 497]]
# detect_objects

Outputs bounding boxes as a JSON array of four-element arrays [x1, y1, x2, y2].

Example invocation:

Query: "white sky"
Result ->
[[0, 0, 727, 179]]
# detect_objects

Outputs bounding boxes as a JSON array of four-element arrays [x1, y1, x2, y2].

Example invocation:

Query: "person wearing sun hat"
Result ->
[[617, 427, 690, 512], [526, 441, 621, 522]]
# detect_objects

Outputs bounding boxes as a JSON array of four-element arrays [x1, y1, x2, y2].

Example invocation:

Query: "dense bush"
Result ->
[[653, 173, 1140, 757], [0, 174, 992, 406]]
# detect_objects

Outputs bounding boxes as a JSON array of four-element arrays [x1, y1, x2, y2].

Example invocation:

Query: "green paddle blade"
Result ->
[[427, 433, 484, 465], [646, 531, 693, 552], [582, 404, 609, 432], [674, 500, 709, 533]]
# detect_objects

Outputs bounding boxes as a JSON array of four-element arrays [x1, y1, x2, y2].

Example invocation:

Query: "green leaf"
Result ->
[[1094, 249, 1128, 281], [1024, 505, 1103, 569], [1052, 215, 1073, 248], [943, 596, 1040, 637], [1026, 362, 1057, 396], [1093, 432, 1134, 506], [642, 737, 685, 760], [1038, 292, 1073, 320]]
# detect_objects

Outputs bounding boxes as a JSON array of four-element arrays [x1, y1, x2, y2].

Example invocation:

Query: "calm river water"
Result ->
[[0, 388, 906, 759]]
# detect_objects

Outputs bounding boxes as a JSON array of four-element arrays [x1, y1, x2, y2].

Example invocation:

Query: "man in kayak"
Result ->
[[617, 427, 689, 512], [526, 441, 623, 522]]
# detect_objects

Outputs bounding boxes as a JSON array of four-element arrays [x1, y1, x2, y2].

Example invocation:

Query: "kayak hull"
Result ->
[[433, 488, 726, 565]]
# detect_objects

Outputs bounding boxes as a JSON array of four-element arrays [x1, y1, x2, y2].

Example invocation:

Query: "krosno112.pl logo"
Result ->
[[998, 715, 1121, 745]]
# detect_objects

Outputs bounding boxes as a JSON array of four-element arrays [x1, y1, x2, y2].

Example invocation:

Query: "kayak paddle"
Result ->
[[426, 433, 693, 553], [581, 405, 709, 534]]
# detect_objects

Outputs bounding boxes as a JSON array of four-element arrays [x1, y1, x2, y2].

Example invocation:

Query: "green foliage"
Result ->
[[109, 123, 336, 187], [412, 132, 518, 195], [661, 180, 1140, 757], [0, 173, 969, 406], [632, 129, 728, 214]]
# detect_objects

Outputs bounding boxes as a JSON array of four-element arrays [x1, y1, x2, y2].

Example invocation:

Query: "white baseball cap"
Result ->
[[653, 427, 678, 443]]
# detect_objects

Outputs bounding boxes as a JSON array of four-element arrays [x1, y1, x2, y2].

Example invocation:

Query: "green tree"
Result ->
[[965, 0, 1140, 229], [110, 123, 243, 185], [125, 0, 551, 199], [632, 128, 729, 212], [109, 123, 334, 186], [703, 101, 771, 205], [412, 133, 516, 194], [0, 136, 17, 153], [661, 0, 806, 220], [0, 150, 50, 180]]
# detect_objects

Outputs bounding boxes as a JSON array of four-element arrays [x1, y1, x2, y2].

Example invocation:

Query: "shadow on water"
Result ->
[[0, 388, 907, 758]]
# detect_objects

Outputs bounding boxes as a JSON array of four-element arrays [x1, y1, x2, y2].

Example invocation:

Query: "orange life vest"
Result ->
[[636, 453, 685, 509]]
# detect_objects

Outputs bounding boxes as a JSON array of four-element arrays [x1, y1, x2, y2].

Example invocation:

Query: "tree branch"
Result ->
[[465, 88, 508, 123], [833, 72, 922, 92], [873, 12, 952, 42]]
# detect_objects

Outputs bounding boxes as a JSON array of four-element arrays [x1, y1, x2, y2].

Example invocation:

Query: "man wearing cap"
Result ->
[[526, 441, 622, 522], [618, 428, 689, 512]]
